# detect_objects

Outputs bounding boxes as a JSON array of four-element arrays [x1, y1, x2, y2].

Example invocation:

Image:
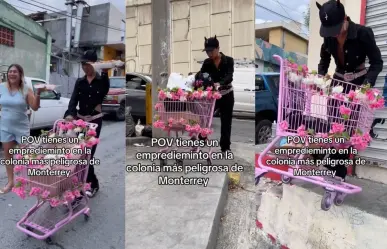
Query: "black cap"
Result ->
[[316, 0, 345, 37], [80, 50, 98, 63], [203, 36, 219, 52]]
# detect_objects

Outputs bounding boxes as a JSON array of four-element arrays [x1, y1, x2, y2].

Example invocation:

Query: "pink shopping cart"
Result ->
[[14, 119, 98, 244], [256, 55, 383, 211], [153, 87, 221, 166]]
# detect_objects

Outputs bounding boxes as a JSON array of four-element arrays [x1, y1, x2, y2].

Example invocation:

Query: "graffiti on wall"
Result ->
[[255, 38, 307, 72]]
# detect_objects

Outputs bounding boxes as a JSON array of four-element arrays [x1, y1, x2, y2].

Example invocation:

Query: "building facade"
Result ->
[[126, 0, 255, 75], [30, 2, 125, 78], [0, 0, 51, 82], [255, 21, 309, 55]]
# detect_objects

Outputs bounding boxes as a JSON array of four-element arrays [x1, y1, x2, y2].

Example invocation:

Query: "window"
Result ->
[[265, 75, 280, 90], [110, 77, 125, 88], [0, 26, 14, 47], [31, 80, 57, 99], [255, 75, 266, 91], [126, 76, 146, 90]]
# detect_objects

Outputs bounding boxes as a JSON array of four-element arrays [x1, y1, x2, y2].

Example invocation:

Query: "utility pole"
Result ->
[[151, 0, 170, 138]]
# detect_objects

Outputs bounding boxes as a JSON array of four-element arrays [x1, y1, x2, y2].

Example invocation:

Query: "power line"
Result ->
[[273, 0, 303, 32], [14, 0, 124, 32], [255, 3, 309, 36]]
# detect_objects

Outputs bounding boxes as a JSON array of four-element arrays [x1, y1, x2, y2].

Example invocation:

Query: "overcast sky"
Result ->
[[5, 0, 125, 15], [256, 0, 310, 36]]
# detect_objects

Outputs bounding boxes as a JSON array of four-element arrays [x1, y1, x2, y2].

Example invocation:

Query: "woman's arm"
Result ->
[[26, 88, 42, 111]]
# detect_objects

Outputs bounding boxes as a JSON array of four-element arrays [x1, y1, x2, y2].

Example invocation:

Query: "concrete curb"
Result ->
[[208, 173, 229, 249], [126, 136, 151, 146]]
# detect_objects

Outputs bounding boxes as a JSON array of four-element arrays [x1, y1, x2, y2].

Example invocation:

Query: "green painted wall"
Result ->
[[0, 0, 51, 81]]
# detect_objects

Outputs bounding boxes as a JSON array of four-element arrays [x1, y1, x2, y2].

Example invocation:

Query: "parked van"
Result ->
[[232, 67, 255, 113], [1, 77, 70, 130]]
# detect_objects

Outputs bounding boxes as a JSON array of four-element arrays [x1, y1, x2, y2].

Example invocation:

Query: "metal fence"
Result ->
[[49, 73, 77, 98]]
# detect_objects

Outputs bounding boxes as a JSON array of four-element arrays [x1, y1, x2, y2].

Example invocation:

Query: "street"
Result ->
[[211, 115, 255, 145], [0, 121, 125, 249]]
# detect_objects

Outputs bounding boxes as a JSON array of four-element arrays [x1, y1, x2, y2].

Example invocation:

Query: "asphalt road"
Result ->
[[0, 120, 125, 249], [211, 115, 255, 145]]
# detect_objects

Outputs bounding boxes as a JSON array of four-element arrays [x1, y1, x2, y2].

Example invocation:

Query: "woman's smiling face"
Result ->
[[7, 66, 21, 85]]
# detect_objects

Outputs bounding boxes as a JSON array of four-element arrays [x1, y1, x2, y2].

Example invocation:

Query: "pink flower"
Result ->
[[331, 122, 345, 134], [58, 123, 67, 130], [155, 103, 163, 110], [168, 117, 174, 124], [191, 124, 201, 133], [176, 88, 184, 97], [73, 189, 82, 198], [14, 165, 23, 173], [200, 128, 213, 137], [153, 120, 166, 129], [87, 129, 97, 137], [74, 119, 87, 128], [185, 125, 192, 132], [41, 190, 50, 199], [213, 92, 222, 99], [192, 91, 201, 99], [14, 154, 22, 160], [15, 177, 26, 185], [158, 90, 167, 100], [65, 122, 75, 130], [370, 98, 385, 109], [29, 187, 42, 196], [332, 93, 345, 101], [83, 183, 91, 191], [65, 153, 74, 159], [206, 90, 213, 99], [339, 105, 351, 116], [363, 133, 372, 143], [179, 118, 187, 125], [366, 90, 375, 102], [279, 121, 289, 131], [64, 190, 75, 202], [12, 187, 26, 199], [49, 198, 61, 207], [297, 125, 307, 137], [348, 90, 356, 100]]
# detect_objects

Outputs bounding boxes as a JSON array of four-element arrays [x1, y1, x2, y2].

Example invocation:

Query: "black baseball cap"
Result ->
[[316, 0, 346, 37], [80, 50, 98, 63], [203, 36, 219, 52]]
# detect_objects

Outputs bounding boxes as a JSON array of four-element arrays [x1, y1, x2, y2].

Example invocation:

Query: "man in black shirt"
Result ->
[[64, 50, 110, 197], [196, 36, 235, 152], [316, 0, 383, 180]]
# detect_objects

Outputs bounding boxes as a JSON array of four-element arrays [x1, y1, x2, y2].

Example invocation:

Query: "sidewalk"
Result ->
[[125, 145, 251, 249]]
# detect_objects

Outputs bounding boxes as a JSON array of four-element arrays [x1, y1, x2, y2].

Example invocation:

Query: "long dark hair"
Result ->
[[7, 64, 25, 93]]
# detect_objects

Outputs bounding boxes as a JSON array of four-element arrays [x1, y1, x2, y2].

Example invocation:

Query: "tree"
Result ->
[[304, 7, 310, 28]]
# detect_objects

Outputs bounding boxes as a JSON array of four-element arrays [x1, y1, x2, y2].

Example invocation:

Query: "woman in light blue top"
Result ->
[[0, 64, 45, 194]]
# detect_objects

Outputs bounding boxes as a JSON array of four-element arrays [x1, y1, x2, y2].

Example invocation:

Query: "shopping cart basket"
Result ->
[[256, 55, 383, 211], [14, 119, 98, 243], [153, 88, 220, 166]]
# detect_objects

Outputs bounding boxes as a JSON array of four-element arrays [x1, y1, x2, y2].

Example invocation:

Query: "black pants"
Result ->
[[86, 116, 102, 189], [218, 91, 234, 151]]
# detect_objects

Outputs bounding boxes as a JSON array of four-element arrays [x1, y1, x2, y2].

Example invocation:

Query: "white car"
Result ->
[[1, 77, 70, 130]]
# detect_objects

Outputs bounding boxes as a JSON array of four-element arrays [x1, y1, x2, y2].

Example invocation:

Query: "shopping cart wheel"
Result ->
[[321, 191, 333, 211], [206, 158, 212, 166], [281, 175, 292, 184], [176, 159, 184, 166], [45, 237, 53, 245], [333, 192, 346, 206]]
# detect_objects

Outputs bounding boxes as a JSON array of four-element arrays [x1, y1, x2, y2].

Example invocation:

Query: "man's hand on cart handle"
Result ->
[[324, 74, 331, 80], [65, 115, 74, 121]]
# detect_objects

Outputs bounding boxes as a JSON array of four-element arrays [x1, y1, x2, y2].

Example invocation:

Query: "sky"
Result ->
[[255, 0, 310, 36], [5, 0, 125, 15]]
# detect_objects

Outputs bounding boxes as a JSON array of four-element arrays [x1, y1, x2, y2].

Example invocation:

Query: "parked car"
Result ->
[[1, 77, 71, 130], [102, 76, 126, 121], [255, 72, 280, 144], [126, 72, 151, 119]]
